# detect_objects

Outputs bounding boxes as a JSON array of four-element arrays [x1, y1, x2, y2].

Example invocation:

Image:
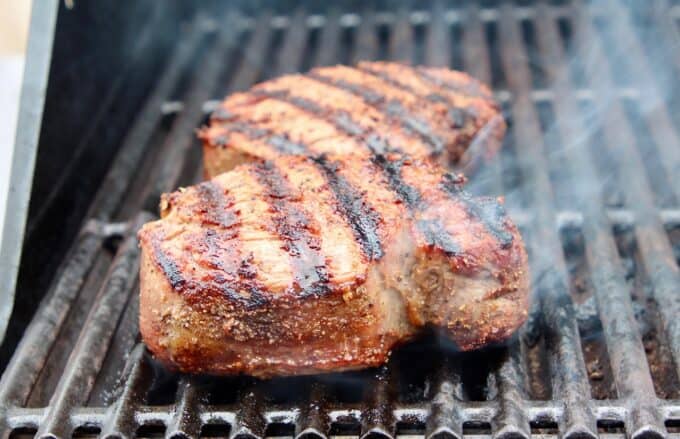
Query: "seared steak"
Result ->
[[200, 62, 505, 178], [138, 154, 529, 377]]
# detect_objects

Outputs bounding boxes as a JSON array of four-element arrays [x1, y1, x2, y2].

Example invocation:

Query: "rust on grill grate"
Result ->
[[1, 2, 679, 438]]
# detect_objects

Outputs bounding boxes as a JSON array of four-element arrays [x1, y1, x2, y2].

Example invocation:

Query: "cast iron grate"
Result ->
[[1, 1, 680, 438]]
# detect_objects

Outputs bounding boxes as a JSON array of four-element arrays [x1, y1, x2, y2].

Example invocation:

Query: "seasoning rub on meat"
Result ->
[[138, 154, 529, 377], [200, 61, 505, 178]]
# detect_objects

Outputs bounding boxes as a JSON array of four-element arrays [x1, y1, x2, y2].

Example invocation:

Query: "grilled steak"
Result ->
[[200, 62, 505, 178], [139, 153, 529, 377]]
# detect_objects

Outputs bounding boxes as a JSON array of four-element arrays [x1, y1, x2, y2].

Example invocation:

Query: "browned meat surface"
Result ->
[[138, 154, 529, 377], [200, 62, 505, 178]]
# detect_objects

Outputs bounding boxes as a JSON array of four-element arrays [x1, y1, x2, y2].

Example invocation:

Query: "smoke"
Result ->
[[459, 0, 680, 367]]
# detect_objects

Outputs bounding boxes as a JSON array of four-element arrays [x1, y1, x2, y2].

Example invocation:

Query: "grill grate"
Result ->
[[2, 1, 680, 438]]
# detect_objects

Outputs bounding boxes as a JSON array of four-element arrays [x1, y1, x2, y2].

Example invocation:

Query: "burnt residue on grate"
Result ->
[[0, 2, 680, 438]]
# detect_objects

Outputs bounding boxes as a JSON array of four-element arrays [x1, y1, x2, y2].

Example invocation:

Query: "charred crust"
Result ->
[[266, 135, 308, 155], [307, 71, 384, 105], [416, 218, 461, 256], [237, 253, 258, 279], [222, 122, 267, 139], [151, 240, 186, 290], [370, 154, 422, 209], [440, 173, 514, 248], [383, 99, 445, 154], [307, 71, 444, 155], [248, 89, 369, 142], [250, 86, 411, 162], [147, 229, 273, 309], [195, 181, 239, 228], [370, 155, 470, 257], [313, 155, 384, 260], [211, 107, 238, 121], [365, 135, 401, 155], [211, 120, 307, 155], [446, 107, 471, 130], [251, 161, 331, 297], [356, 63, 495, 149]]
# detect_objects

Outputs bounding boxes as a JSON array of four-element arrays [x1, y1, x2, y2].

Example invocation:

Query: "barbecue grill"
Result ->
[[1, 0, 679, 438]]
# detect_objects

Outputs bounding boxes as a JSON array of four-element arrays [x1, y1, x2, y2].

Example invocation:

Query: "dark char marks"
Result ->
[[152, 240, 186, 290], [371, 155, 463, 256], [371, 155, 421, 208], [384, 100, 444, 154], [417, 219, 461, 256], [251, 89, 367, 138], [252, 161, 331, 297], [313, 156, 383, 260], [307, 72, 384, 105], [440, 173, 514, 248], [152, 228, 270, 308], [358, 64, 479, 135], [200, 229, 269, 308], [308, 71, 444, 155], [215, 120, 307, 155], [195, 181, 239, 228]]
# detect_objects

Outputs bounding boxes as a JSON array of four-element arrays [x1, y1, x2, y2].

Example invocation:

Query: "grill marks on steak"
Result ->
[[306, 70, 446, 155], [138, 62, 523, 376], [199, 62, 505, 177], [202, 69, 503, 260], [251, 161, 331, 296], [312, 155, 384, 260], [139, 154, 529, 376]]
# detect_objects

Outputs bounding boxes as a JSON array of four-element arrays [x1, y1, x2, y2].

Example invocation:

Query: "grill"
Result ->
[[2, 1, 680, 438]]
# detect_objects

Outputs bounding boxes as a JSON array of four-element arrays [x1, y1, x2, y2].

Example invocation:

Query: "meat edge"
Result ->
[[138, 239, 412, 378], [139, 215, 530, 377]]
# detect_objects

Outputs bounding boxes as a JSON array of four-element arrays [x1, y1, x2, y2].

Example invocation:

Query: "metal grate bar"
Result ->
[[604, 0, 680, 203], [6, 399, 680, 434], [230, 385, 266, 439], [89, 19, 207, 223], [492, 348, 530, 439], [510, 207, 680, 230], [229, 12, 274, 93], [534, 5, 667, 438], [461, 4, 491, 93], [145, 13, 241, 207], [425, 2, 450, 68], [165, 377, 203, 438], [461, 3, 503, 196], [425, 360, 464, 439], [461, 8, 529, 439], [574, 0, 680, 384], [0, 233, 104, 436], [295, 382, 330, 439], [389, 10, 413, 64], [352, 11, 378, 64], [99, 344, 153, 438], [241, 5, 680, 34], [0, 17, 209, 436], [35, 213, 148, 438], [651, 0, 680, 82], [312, 11, 341, 67], [273, 10, 308, 76], [360, 366, 397, 439], [497, 4, 597, 438]]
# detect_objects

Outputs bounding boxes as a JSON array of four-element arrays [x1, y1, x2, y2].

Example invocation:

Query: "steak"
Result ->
[[200, 62, 505, 178], [138, 153, 529, 377]]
